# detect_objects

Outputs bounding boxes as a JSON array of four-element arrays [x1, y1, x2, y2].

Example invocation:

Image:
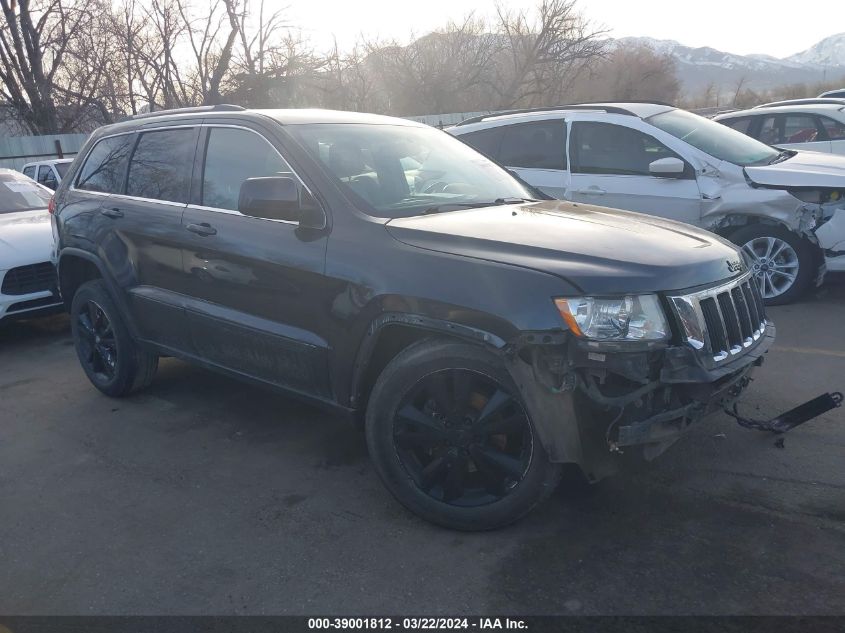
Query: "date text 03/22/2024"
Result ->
[[307, 617, 528, 630]]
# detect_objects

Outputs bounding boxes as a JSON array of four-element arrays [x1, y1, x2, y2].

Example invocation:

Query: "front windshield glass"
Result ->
[[0, 172, 52, 213], [55, 162, 71, 177], [289, 123, 535, 218], [648, 109, 780, 166]]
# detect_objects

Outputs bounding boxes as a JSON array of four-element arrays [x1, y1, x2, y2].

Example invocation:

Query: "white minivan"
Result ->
[[450, 103, 845, 304]]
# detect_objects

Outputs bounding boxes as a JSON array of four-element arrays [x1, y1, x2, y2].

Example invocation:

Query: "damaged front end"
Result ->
[[508, 272, 776, 481]]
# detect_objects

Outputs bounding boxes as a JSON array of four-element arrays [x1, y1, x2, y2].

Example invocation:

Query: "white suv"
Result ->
[[21, 158, 74, 191], [714, 101, 845, 155], [449, 103, 845, 304]]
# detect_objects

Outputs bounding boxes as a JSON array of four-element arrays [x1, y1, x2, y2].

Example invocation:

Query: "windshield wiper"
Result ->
[[421, 197, 539, 215]]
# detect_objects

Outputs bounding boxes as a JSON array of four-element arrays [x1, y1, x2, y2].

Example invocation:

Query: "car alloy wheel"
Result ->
[[741, 236, 799, 300], [76, 299, 118, 381], [392, 368, 534, 507]]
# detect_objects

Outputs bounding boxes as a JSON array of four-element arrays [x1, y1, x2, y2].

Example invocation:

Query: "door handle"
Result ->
[[571, 187, 606, 195], [185, 222, 217, 237], [101, 207, 124, 218]]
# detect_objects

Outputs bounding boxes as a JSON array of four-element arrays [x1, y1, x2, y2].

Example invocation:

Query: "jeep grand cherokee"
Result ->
[[53, 105, 774, 530]]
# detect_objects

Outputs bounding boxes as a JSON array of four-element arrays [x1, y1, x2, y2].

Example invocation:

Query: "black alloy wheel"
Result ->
[[76, 299, 118, 381], [392, 368, 534, 507]]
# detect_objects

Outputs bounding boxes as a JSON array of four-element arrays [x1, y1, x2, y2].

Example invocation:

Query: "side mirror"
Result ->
[[649, 157, 686, 178], [239, 176, 303, 222]]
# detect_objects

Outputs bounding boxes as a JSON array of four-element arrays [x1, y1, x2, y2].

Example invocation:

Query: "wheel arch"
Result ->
[[349, 313, 508, 417], [58, 248, 140, 338]]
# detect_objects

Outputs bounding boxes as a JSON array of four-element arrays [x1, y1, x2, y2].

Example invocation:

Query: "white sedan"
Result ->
[[0, 168, 63, 323]]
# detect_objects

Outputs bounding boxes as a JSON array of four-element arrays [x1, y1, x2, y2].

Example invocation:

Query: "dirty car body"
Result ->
[[53, 107, 777, 529]]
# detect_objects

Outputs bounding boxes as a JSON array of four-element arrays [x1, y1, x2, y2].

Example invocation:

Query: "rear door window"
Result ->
[[22, 166, 36, 179], [782, 115, 822, 143], [126, 128, 197, 203], [76, 134, 135, 193], [201, 127, 292, 212], [499, 120, 567, 170], [37, 165, 58, 189]]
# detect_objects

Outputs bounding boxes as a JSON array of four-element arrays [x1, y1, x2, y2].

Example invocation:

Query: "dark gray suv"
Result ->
[[53, 105, 780, 530]]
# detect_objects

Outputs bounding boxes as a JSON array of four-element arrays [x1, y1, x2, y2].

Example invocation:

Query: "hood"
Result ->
[[745, 150, 845, 188], [0, 209, 54, 271], [386, 201, 745, 294]]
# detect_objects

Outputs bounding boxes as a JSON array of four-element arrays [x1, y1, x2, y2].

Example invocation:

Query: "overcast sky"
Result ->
[[288, 0, 838, 59]]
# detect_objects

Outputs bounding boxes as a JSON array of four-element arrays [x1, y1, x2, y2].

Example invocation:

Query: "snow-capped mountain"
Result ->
[[787, 33, 845, 66], [609, 34, 845, 96]]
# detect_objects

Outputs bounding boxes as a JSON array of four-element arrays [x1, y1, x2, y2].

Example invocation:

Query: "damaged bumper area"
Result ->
[[507, 273, 781, 480]]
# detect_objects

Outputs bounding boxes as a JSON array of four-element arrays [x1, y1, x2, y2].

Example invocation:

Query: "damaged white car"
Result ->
[[450, 103, 845, 304]]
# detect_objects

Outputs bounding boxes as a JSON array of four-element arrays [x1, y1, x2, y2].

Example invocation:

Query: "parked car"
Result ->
[[0, 168, 63, 323], [54, 105, 777, 530], [450, 103, 845, 305], [819, 89, 845, 98], [21, 158, 74, 190], [714, 102, 845, 154]]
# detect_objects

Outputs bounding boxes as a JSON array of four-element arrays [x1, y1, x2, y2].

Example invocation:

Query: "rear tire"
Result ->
[[70, 279, 158, 397], [365, 338, 562, 531], [728, 224, 816, 306]]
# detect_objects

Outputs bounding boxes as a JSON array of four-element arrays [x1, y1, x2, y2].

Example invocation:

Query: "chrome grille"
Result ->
[[669, 273, 766, 363]]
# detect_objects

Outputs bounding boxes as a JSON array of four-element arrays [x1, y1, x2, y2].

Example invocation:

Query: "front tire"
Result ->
[[365, 339, 562, 531], [728, 224, 816, 305], [70, 279, 158, 397]]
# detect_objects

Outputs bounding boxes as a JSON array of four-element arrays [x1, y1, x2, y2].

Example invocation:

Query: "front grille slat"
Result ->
[[731, 287, 753, 341], [700, 297, 728, 356], [717, 292, 742, 349], [741, 282, 761, 332], [1, 262, 56, 296], [670, 273, 767, 364]]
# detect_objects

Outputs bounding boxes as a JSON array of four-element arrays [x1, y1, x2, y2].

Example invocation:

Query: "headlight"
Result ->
[[554, 294, 669, 341]]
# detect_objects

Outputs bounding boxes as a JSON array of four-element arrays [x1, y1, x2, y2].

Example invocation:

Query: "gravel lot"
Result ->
[[1, 279, 843, 615]]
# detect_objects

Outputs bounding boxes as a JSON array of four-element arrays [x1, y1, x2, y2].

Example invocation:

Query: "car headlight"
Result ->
[[554, 294, 669, 341]]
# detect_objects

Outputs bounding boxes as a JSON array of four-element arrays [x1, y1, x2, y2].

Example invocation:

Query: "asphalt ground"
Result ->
[[1, 278, 843, 615]]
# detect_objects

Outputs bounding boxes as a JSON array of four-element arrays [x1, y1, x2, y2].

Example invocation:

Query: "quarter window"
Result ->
[[721, 117, 752, 134], [459, 127, 506, 161], [201, 128, 291, 211], [126, 128, 196, 203], [499, 121, 567, 170], [76, 134, 134, 194], [819, 116, 845, 141], [571, 122, 683, 176]]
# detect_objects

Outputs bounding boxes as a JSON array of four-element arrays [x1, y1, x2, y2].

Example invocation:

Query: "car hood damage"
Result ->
[[386, 200, 745, 294], [744, 151, 845, 189]]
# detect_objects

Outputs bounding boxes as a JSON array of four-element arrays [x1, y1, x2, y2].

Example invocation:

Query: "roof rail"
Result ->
[[131, 104, 245, 120], [753, 98, 845, 109], [454, 101, 674, 126]]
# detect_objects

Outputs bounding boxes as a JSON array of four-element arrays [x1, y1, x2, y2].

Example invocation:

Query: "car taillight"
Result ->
[[48, 196, 56, 214]]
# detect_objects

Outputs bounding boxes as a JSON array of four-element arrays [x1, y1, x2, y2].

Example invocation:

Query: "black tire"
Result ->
[[728, 223, 816, 306], [70, 279, 158, 397], [365, 338, 562, 531]]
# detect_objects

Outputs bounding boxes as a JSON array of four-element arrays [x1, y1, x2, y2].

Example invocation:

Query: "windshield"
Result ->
[[55, 162, 71, 177], [0, 172, 52, 213], [648, 109, 780, 166], [288, 123, 535, 218]]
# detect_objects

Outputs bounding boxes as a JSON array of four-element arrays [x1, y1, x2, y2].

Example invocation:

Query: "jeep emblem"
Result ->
[[727, 259, 744, 273]]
